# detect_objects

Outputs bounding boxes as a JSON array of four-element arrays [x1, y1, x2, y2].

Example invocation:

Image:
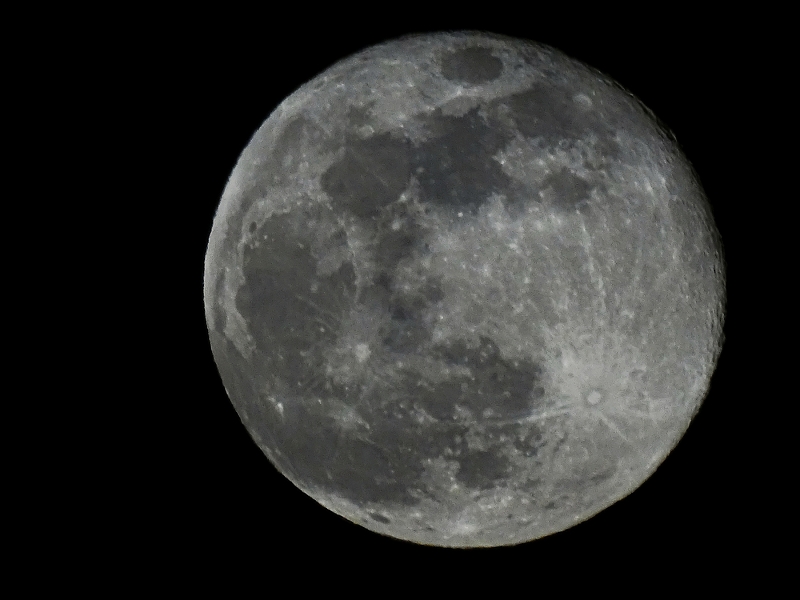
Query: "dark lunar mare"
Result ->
[[319, 80, 624, 229], [223, 193, 554, 510], [321, 132, 413, 221], [412, 108, 515, 216], [440, 46, 504, 84]]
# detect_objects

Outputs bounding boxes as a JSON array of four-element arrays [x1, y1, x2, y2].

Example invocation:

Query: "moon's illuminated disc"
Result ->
[[203, 32, 725, 547]]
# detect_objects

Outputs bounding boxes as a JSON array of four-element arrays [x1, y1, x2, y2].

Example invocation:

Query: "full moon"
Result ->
[[203, 32, 725, 547]]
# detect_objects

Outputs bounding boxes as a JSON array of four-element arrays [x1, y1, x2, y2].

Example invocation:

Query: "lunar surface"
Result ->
[[203, 32, 725, 547]]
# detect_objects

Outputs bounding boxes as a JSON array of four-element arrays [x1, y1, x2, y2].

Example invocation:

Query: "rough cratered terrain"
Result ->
[[204, 32, 725, 547]]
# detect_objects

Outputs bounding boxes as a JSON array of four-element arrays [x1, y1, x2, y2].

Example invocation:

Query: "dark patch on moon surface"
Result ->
[[369, 512, 391, 524], [236, 211, 356, 384], [440, 46, 504, 84], [369, 199, 431, 278], [231, 210, 546, 508], [381, 280, 444, 353], [270, 396, 484, 507], [225, 293, 549, 509], [541, 167, 594, 212], [320, 106, 516, 220], [413, 108, 514, 215], [423, 336, 546, 421], [320, 85, 620, 223], [280, 408, 425, 506], [505, 85, 622, 161], [508, 86, 585, 141], [455, 449, 512, 490], [321, 132, 413, 221], [382, 298, 434, 353], [373, 226, 417, 272]]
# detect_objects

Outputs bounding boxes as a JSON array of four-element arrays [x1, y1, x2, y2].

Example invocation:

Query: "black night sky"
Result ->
[[130, 10, 767, 583]]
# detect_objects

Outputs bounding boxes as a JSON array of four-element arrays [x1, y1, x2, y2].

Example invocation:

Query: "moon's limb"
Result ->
[[204, 31, 725, 547]]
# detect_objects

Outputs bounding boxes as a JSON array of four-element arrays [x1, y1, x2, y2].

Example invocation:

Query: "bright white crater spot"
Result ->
[[586, 390, 603, 405], [354, 343, 371, 363]]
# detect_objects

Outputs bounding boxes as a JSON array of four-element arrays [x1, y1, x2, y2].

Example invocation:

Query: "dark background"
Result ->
[[132, 11, 763, 581]]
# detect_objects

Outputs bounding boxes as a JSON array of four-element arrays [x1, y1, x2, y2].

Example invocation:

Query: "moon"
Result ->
[[203, 31, 725, 547]]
